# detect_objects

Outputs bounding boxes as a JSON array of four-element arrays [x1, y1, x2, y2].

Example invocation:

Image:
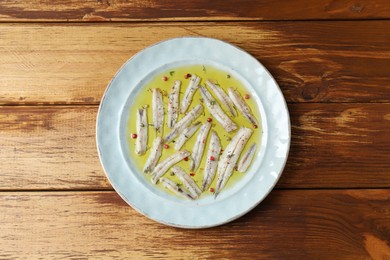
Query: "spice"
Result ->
[[210, 156, 215, 161], [131, 133, 137, 139], [207, 117, 212, 122], [253, 124, 258, 129], [244, 94, 250, 99], [162, 76, 168, 81], [184, 157, 189, 161], [209, 188, 215, 193], [164, 144, 169, 149], [190, 172, 195, 176], [184, 73, 191, 79]]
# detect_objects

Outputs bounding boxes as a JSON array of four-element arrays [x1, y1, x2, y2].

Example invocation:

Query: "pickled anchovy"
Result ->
[[151, 150, 190, 184], [174, 122, 201, 151], [143, 136, 163, 174], [135, 108, 148, 155], [164, 104, 203, 143], [202, 131, 221, 191], [227, 88, 259, 125], [199, 86, 237, 132], [190, 122, 211, 171], [215, 127, 252, 197], [167, 80, 181, 128], [160, 177, 195, 200], [152, 88, 164, 132], [237, 143, 257, 172], [181, 74, 200, 113], [172, 166, 202, 199], [206, 80, 237, 117]]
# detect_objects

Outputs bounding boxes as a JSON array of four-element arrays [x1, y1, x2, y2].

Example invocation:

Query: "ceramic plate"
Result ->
[[96, 37, 290, 228]]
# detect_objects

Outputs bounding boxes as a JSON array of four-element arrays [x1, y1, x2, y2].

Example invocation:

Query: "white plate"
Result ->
[[96, 37, 290, 228]]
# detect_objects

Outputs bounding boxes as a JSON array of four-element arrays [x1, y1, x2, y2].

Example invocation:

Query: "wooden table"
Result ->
[[1, 1, 390, 259]]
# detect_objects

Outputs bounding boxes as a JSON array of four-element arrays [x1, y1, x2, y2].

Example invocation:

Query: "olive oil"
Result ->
[[127, 64, 262, 198]]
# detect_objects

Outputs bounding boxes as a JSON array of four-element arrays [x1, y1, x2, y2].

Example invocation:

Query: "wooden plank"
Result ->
[[0, 22, 389, 104], [0, 104, 389, 190], [1, 190, 389, 258], [0, 106, 110, 190], [0, 0, 389, 21], [283, 103, 390, 188]]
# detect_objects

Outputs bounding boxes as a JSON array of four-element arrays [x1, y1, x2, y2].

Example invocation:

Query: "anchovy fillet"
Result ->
[[237, 143, 257, 172], [215, 127, 252, 196], [160, 177, 195, 200], [167, 80, 181, 128], [151, 150, 190, 184], [143, 136, 163, 174], [202, 131, 221, 191], [174, 122, 201, 151], [227, 88, 259, 125], [172, 166, 202, 199], [206, 80, 237, 117], [190, 122, 212, 171], [199, 86, 237, 133], [135, 108, 148, 155], [152, 88, 164, 132], [181, 74, 200, 113], [164, 104, 203, 143]]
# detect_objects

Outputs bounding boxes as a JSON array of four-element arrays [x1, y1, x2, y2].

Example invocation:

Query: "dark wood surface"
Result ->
[[0, 0, 389, 21], [2, 190, 390, 259], [0, 22, 389, 105], [0, 2, 389, 259]]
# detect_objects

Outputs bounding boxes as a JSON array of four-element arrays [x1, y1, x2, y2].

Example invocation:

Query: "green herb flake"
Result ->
[[169, 71, 175, 76], [202, 65, 207, 73], [227, 74, 231, 78]]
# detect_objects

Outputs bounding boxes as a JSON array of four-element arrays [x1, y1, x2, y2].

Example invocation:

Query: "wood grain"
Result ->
[[1, 1, 388, 257], [0, 22, 389, 104], [0, 104, 388, 190], [0, 106, 110, 190], [284, 103, 390, 188], [1, 190, 389, 259], [0, 0, 389, 21]]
